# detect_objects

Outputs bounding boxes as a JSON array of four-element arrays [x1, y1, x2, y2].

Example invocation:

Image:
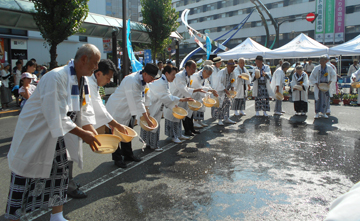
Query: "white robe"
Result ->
[[213, 67, 236, 106], [7, 64, 95, 178], [348, 64, 360, 76], [164, 69, 194, 122], [88, 74, 113, 129], [106, 71, 149, 126], [148, 74, 181, 133], [252, 64, 274, 98], [325, 181, 360, 221], [290, 72, 309, 102], [309, 64, 337, 100], [210, 65, 220, 89], [233, 66, 251, 99], [270, 68, 285, 94], [190, 70, 212, 112], [351, 68, 360, 104]]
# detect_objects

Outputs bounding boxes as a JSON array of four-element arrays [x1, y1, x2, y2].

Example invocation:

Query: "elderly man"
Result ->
[[252, 55, 274, 117], [271, 61, 290, 115], [163, 60, 205, 142], [348, 59, 360, 76], [232, 58, 251, 116], [209, 56, 222, 88], [304, 59, 315, 76], [212, 59, 236, 125], [6, 44, 101, 221], [309, 55, 337, 119], [191, 64, 218, 128], [291, 65, 310, 115], [106, 63, 159, 168]]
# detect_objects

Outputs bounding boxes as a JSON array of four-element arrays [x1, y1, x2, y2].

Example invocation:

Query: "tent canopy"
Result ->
[[329, 34, 360, 56], [219, 38, 271, 60], [265, 33, 329, 59]]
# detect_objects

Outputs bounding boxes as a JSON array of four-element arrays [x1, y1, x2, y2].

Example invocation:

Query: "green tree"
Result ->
[[30, 0, 89, 69], [140, 0, 179, 63]]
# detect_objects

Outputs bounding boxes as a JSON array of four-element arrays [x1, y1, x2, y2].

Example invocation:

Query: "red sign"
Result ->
[[306, 13, 316, 22]]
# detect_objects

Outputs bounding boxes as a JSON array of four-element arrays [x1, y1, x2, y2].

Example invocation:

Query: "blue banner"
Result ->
[[206, 36, 212, 60], [144, 49, 152, 65], [127, 19, 143, 72]]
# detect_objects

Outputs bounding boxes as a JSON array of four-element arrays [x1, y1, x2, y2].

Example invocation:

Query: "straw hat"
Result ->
[[140, 116, 158, 132], [188, 100, 203, 111], [226, 90, 237, 98], [318, 83, 329, 92], [293, 85, 303, 91], [202, 97, 217, 107], [113, 126, 137, 143], [212, 57, 222, 63], [172, 107, 187, 119], [93, 134, 122, 154], [275, 92, 284, 100]]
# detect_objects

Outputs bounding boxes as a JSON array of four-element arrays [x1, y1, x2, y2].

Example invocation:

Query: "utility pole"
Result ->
[[122, 0, 129, 80]]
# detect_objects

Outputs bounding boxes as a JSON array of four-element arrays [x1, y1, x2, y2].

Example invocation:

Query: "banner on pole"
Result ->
[[324, 0, 335, 43], [334, 0, 345, 43], [315, 0, 324, 43], [103, 38, 112, 53], [144, 49, 152, 65], [126, 19, 143, 72]]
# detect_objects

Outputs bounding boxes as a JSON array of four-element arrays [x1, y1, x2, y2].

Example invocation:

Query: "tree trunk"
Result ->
[[153, 49, 157, 64], [49, 43, 58, 70]]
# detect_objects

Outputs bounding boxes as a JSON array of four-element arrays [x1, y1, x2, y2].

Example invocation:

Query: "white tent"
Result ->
[[219, 38, 271, 60], [265, 33, 329, 59], [329, 34, 360, 56]]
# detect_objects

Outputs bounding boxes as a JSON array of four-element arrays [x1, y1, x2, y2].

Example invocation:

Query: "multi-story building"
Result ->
[[106, 0, 139, 22], [139, 0, 360, 58]]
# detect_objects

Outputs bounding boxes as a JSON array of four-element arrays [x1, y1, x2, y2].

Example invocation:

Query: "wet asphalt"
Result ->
[[1, 99, 360, 221]]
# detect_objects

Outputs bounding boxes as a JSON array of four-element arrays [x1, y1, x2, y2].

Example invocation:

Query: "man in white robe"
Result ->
[[351, 68, 360, 104], [190, 65, 218, 128], [348, 59, 360, 76], [209, 56, 222, 89], [271, 61, 290, 115], [106, 63, 159, 166], [6, 44, 101, 221], [309, 55, 337, 119], [291, 65, 309, 115], [232, 58, 251, 116]]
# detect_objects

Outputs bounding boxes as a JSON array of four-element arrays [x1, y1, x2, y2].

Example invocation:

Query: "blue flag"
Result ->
[[127, 19, 143, 72], [206, 36, 212, 60]]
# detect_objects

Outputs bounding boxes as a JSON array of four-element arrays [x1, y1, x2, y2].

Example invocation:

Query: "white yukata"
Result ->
[[140, 74, 181, 149], [291, 71, 309, 113], [209, 65, 220, 88], [252, 64, 274, 112], [106, 71, 150, 160], [351, 68, 360, 104], [270, 67, 286, 113], [232, 65, 251, 111], [87, 74, 113, 129], [211, 67, 235, 120], [6, 61, 95, 220], [190, 70, 212, 120], [309, 64, 336, 114], [163, 69, 194, 139]]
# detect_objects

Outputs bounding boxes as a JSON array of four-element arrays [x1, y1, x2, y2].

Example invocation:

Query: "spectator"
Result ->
[[1, 62, 13, 109], [157, 61, 163, 72], [22, 60, 37, 84], [347, 59, 360, 76], [30, 58, 37, 63], [12, 59, 23, 73], [166, 60, 173, 67], [304, 59, 315, 76], [19, 72, 37, 109], [302, 59, 307, 68], [34, 64, 47, 79], [13, 61, 23, 106]]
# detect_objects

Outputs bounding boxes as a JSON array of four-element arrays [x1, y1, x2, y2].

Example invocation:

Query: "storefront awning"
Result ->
[[0, 0, 150, 43]]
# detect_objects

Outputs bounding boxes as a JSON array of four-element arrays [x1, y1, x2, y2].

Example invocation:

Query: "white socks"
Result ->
[[50, 211, 68, 221]]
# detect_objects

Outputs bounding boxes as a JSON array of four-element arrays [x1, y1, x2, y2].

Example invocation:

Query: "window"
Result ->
[[79, 36, 88, 42]]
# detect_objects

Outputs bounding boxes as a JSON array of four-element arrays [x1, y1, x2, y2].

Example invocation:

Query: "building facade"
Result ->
[[139, 0, 360, 58]]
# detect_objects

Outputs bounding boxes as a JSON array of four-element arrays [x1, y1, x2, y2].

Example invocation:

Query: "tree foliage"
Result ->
[[30, 0, 89, 69], [140, 0, 179, 63]]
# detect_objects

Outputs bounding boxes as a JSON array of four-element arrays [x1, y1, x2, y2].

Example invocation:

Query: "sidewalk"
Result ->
[[0, 99, 20, 118]]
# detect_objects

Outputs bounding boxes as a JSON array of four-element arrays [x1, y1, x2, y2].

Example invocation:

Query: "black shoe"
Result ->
[[191, 130, 200, 134], [67, 188, 87, 199], [185, 131, 195, 136], [114, 160, 127, 168], [124, 155, 142, 162]]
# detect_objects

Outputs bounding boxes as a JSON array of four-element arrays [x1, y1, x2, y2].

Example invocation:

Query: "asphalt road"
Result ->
[[0, 98, 360, 221]]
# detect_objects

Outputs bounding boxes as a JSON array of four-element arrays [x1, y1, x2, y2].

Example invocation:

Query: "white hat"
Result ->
[[212, 57, 222, 63], [21, 72, 35, 79], [203, 60, 213, 66]]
